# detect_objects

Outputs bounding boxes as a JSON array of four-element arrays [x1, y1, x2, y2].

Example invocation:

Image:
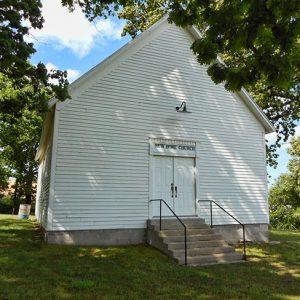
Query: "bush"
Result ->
[[270, 205, 300, 230], [0, 196, 14, 214], [0, 196, 25, 214]]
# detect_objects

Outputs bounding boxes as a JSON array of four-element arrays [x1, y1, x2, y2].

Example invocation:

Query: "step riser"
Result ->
[[158, 229, 214, 236], [168, 240, 228, 250], [172, 247, 235, 257], [162, 234, 223, 243], [150, 224, 210, 230]]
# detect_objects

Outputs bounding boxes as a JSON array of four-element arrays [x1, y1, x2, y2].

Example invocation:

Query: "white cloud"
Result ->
[[46, 62, 80, 83], [94, 19, 124, 40], [45, 62, 57, 71], [66, 69, 81, 83], [28, 0, 124, 57]]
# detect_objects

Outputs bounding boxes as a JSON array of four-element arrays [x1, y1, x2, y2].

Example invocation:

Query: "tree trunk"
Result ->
[[25, 193, 31, 204], [24, 160, 35, 205]]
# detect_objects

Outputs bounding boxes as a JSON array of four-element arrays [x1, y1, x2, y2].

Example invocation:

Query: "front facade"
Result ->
[[35, 18, 274, 245]]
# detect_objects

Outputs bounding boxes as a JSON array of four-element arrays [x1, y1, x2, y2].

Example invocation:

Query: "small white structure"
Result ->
[[35, 17, 274, 245]]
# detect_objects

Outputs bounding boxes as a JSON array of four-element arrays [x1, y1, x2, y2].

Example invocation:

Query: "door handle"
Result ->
[[175, 186, 177, 198], [171, 183, 174, 197]]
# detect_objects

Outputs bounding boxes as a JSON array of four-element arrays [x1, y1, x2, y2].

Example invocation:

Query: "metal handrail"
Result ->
[[149, 199, 187, 265], [197, 199, 246, 260]]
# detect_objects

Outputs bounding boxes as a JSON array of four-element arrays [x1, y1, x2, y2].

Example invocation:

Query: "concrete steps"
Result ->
[[159, 228, 213, 236], [162, 233, 224, 243], [147, 218, 244, 266], [168, 239, 229, 249], [172, 245, 234, 256]]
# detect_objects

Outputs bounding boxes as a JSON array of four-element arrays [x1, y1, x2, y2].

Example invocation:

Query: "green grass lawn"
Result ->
[[0, 214, 299, 300]]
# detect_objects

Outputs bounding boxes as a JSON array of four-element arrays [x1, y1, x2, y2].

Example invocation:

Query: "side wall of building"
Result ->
[[35, 142, 52, 229], [50, 21, 268, 233]]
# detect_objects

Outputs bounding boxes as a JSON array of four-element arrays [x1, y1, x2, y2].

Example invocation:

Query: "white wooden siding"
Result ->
[[36, 143, 52, 228], [51, 21, 268, 230]]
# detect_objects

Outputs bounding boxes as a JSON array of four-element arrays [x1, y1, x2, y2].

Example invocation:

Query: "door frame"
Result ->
[[149, 154, 197, 218]]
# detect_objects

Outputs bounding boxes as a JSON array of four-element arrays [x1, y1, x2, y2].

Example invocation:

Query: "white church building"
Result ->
[[35, 17, 274, 247]]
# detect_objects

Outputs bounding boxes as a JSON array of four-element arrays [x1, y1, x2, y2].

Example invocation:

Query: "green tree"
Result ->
[[0, 0, 70, 103], [62, 0, 300, 166], [0, 1, 69, 205], [269, 137, 300, 229], [0, 154, 9, 193], [0, 74, 49, 203], [1, 0, 299, 167], [287, 137, 300, 200]]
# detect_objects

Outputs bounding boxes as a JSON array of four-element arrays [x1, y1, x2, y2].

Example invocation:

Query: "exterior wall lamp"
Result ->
[[176, 101, 192, 113]]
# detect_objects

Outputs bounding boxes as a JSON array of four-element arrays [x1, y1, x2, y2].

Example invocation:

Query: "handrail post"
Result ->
[[242, 225, 246, 260], [149, 199, 187, 266], [198, 199, 247, 261], [159, 200, 162, 231], [210, 201, 213, 228]]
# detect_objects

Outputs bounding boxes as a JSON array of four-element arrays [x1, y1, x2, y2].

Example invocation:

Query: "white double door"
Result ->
[[152, 156, 196, 216]]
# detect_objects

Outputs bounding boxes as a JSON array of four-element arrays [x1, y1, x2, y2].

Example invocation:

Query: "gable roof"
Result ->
[[36, 16, 275, 161], [51, 16, 275, 133]]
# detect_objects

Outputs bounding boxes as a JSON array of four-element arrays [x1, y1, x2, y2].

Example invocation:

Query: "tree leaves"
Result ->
[[269, 137, 300, 229], [0, 74, 48, 202], [270, 137, 300, 208], [0, 0, 70, 102]]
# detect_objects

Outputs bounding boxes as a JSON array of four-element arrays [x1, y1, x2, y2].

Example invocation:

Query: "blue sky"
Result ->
[[29, 0, 299, 186]]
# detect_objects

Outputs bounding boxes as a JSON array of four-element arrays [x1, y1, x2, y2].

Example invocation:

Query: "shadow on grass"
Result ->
[[0, 215, 299, 300], [0, 217, 42, 248], [271, 229, 300, 242]]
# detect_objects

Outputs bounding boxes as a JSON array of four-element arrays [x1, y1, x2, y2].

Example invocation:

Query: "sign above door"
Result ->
[[149, 138, 196, 157]]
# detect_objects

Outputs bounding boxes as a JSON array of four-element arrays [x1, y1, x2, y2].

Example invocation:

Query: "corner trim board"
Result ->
[[47, 106, 59, 231]]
